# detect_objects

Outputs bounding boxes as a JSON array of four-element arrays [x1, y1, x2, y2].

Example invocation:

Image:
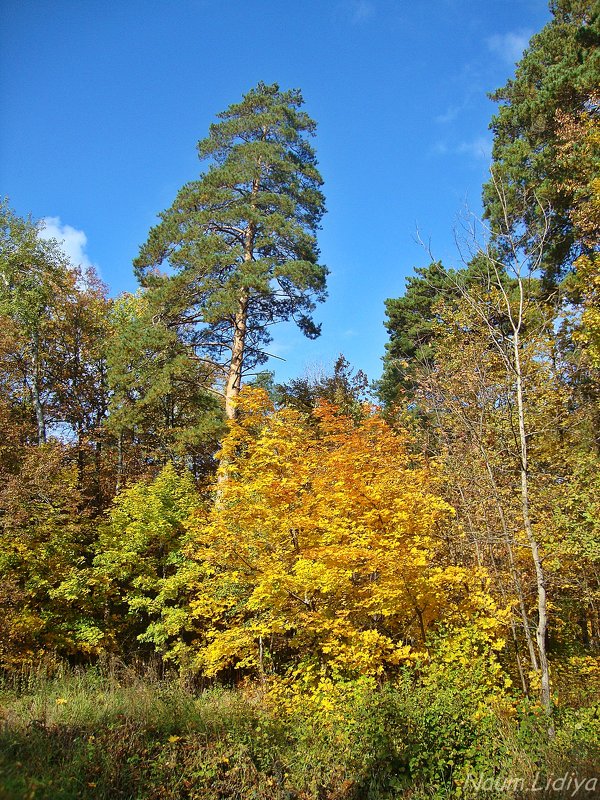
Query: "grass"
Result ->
[[0, 662, 274, 800], [0, 662, 599, 800]]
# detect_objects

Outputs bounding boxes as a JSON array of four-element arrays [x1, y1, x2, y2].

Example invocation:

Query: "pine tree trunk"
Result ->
[[224, 288, 249, 420], [218, 289, 248, 491], [224, 216, 256, 420]]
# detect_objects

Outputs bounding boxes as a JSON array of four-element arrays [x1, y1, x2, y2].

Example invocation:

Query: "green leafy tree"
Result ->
[[93, 463, 201, 661], [0, 200, 69, 444], [0, 202, 113, 508], [45, 266, 113, 509], [378, 257, 503, 409], [106, 292, 225, 488], [483, 0, 600, 286], [134, 82, 327, 419], [0, 321, 36, 476], [0, 444, 101, 667], [379, 262, 456, 408], [277, 354, 370, 421]]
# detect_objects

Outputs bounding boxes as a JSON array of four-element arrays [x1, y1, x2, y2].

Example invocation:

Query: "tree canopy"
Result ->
[[133, 82, 328, 418], [483, 0, 600, 287]]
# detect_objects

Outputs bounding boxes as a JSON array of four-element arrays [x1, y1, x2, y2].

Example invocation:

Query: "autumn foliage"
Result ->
[[185, 389, 501, 679], [1, 29, 600, 791]]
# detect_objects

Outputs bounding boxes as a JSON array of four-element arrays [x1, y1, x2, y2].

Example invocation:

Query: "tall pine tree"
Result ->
[[483, 0, 600, 287], [134, 82, 327, 418]]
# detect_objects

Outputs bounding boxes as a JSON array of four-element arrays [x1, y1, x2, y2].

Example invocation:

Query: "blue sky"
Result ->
[[0, 0, 550, 385]]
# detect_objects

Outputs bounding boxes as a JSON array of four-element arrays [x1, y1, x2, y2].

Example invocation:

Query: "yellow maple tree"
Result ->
[[188, 388, 500, 679]]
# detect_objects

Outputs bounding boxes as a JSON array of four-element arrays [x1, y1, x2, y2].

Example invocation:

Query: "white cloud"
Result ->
[[486, 30, 531, 65], [433, 141, 450, 156], [435, 105, 460, 125], [432, 136, 493, 161], [433, 136, 493, 162], [346, 0, 375, 24], [457, 136, 493, 161], [38, 217, 94, 270]]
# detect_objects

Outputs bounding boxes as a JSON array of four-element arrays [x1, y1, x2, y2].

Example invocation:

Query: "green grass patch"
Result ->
[[0, 665, 598, 799]]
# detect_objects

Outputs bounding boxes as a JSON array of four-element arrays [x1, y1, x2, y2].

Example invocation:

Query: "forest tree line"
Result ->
[[0, 0, 598, 735]]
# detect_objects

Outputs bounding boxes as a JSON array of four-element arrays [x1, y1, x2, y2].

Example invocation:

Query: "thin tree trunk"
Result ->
[[31, 329, 46, 445], [441, 176, 554, 728], [479, 447, 539, 673], [77, 428, 85, 492], [116, 430, 124, 494], [513, 329, 553, 724], [457, 477, 531, 696], [488, 547, 530, 697], [94, 440, 103, 512]]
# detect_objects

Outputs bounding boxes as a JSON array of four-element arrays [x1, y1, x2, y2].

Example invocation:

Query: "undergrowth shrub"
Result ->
[[0, 662, 599, 799]]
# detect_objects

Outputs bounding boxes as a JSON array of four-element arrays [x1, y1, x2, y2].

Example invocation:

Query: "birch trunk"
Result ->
[[513, 327, 552, 721], [31, 329, 46, 445]]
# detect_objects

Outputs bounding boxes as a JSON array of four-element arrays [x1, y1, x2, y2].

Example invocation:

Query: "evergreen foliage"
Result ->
[[483, 0, 600, 286], [133, 82, 327, 416]]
